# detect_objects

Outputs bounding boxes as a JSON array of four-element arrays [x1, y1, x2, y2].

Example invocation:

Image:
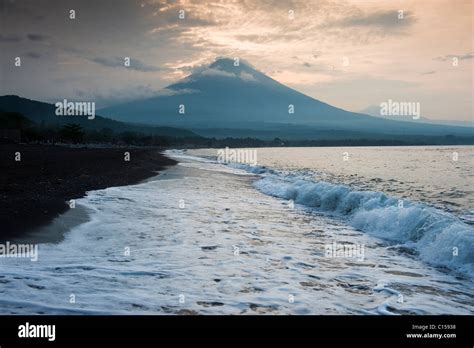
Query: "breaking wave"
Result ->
[[228, 162, 474, 277]]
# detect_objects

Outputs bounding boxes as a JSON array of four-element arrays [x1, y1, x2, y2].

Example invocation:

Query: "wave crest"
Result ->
[[251, 169, 474, 276]]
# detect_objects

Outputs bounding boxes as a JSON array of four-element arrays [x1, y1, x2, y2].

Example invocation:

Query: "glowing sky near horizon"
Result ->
[[1, 0, 472, 121]]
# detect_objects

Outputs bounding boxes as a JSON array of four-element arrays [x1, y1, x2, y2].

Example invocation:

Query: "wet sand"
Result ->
[[0, 144, 176, 241]]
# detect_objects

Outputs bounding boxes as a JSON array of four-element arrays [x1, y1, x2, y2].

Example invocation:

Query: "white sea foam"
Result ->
[[0, 149, 472, 315], [209, 159, 474, 277]]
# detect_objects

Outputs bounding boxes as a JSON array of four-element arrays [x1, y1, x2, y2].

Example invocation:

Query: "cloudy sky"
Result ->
[[1, 0, 472, 121]]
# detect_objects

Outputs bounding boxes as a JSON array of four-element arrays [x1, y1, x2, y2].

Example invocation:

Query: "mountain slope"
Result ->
[[0, 95, 198, 137], [100, 58, 472, 137]]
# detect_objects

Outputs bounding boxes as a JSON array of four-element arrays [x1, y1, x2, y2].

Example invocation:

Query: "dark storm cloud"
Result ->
[[234, 33, 299, 44], [3, 0, 150, 44], [0, 34, 22, 42], [459, 53, 474, 60], [91, 57, 161, 72], [324, 10, 416, 31], [147, 7, 218, 35], [25, 52, 41, 59], [0, 0, 36, 16], [434, 52, 474, 61], [27, 33, 48, 41]]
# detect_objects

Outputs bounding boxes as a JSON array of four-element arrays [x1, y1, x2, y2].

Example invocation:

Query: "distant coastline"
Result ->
[[1, 95, 473, 148]]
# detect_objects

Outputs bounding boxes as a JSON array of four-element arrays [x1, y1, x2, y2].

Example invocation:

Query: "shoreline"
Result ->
[[0, 148, 472, 315], [0, 144, 176, 242]]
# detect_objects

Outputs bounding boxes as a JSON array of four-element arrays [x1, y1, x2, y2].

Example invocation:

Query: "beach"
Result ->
[[0, 148, 472, 315], [0, 144, 176, 241]]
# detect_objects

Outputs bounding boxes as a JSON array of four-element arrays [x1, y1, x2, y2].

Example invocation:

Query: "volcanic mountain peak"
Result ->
[[97, 57, 473, 139], [209, 57, 254, 72], [166, 58, 283, 95]]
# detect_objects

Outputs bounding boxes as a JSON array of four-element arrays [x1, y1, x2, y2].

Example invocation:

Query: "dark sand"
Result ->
[[0, 144, 176, 241]]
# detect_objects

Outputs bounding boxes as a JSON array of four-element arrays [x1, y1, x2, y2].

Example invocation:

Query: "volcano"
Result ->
[[99, 58, 472, 139]]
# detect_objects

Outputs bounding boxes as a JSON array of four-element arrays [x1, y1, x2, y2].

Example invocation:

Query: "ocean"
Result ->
[[0, 146, 472, 315]]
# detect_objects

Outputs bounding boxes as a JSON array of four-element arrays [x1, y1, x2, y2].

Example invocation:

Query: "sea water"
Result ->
[[0, 146, 472, 314]]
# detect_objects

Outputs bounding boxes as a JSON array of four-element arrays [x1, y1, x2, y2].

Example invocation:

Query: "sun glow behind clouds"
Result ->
[[1, 0, 472, 120]]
